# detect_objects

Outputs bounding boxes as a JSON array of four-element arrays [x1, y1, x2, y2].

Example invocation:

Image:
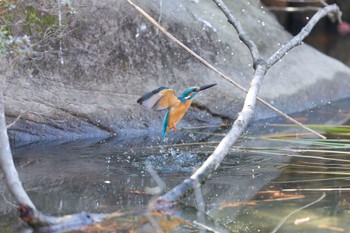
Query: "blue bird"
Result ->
[[137, 84, 217, 140]]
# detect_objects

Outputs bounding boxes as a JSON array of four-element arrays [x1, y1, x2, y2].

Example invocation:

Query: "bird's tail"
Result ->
[[162, 111, 170, 141]]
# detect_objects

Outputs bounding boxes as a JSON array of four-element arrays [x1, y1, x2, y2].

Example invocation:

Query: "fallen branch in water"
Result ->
[[0, 92, 108, 230]]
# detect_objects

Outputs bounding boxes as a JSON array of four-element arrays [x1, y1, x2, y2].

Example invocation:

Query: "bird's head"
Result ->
[[178, 83, 217, 103]]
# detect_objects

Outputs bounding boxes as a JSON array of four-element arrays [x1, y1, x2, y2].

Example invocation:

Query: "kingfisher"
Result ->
[[137, 84, 217, 140]]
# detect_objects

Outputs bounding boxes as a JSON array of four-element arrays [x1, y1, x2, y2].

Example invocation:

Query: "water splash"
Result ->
[[145, 148, 201, 174]]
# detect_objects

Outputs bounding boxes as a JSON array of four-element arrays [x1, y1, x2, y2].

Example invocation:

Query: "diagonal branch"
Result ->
[[0, 93, 36, 210], [212, 0, 261, 67], [157, 64, 267, 204], [150, 1, 341, 205]]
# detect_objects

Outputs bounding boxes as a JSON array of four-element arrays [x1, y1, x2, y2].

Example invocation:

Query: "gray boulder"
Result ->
[[3, 0, 350, 144]]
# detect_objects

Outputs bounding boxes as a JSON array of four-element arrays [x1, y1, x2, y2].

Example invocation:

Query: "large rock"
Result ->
[[3, 0, 350, 144]]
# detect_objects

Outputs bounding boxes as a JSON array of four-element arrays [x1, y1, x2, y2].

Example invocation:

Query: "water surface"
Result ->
[[1, 98, 350, 232]]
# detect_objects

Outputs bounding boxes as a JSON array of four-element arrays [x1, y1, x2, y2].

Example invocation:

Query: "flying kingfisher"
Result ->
[[137, 84, 217, 140]]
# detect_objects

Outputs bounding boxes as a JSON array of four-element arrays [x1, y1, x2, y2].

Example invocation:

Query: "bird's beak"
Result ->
[[196, 83, 217, 92]]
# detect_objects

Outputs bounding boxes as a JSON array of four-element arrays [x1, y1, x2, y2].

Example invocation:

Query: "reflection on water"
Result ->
[[229, 150, 350, 233], [0, 135, 286, 232], [1, 98, 350, 232]]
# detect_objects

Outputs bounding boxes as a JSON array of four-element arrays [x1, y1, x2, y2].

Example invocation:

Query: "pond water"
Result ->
[[1, 98, 350, 233]]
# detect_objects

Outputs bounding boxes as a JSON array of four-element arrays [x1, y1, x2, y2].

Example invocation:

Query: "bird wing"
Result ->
[[137, 87, 180, 110]]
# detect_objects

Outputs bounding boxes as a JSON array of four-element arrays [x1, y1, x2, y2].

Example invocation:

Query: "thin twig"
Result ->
[[57, 0, 64, 65], [267, 4, 341, 67], [270, 192, 326, 233], [125, 0, 325, 140], [268, 6, 321, 12], [2, 193, 18, 209], [6, 110, 27, 129]]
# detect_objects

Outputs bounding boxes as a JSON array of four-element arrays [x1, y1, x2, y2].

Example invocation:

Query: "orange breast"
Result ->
[[166, 100, 192, 131]]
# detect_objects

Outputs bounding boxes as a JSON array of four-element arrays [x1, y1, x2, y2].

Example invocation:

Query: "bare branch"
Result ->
[[0, 93, 36, 209], [212, 0, 262, 67], [156, 65, 267, 204], [147, 1, 340, 206], [267, 4, 341, 67]]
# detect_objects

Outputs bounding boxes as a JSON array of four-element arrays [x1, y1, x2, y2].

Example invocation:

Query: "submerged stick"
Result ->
[[270, 192, 326, 233]]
